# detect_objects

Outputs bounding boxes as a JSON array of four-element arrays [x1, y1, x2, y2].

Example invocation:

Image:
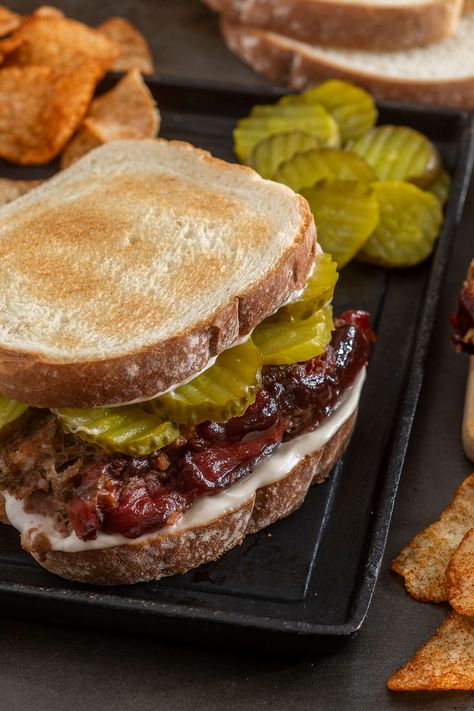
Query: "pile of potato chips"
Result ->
[[0, 4, 158, 177], [389, 471, 474, 690]]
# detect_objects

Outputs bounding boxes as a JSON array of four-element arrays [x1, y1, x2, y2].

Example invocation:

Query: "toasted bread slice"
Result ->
[[222, 15, 474, 110], [0, 139, 315, 408], [4, 412, 355, 585], [206, 0, 463, 51]]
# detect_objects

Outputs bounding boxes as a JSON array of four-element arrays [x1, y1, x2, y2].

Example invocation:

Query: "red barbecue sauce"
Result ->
[[67, 311, 373, 541], [451, 287, 474, 354]]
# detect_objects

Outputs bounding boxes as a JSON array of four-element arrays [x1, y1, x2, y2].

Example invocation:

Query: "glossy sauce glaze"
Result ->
[[451, 276, 474, 353], [65, 311, 373, 542]]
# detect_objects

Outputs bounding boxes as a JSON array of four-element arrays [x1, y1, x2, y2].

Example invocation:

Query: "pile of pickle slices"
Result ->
[[0, 254, 339, 458], [235, 80, 449, 269]]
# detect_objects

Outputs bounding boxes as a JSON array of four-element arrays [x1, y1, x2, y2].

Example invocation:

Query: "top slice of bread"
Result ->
[[222, 14, 474, 110], [0, 139, 315, 409], [205, 0, 463, 51]]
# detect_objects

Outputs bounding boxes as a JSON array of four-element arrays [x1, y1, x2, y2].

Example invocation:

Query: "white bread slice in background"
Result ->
[[222, 15, 474, 110], [0, 139, 315, 409], [205, 0, 463, 51]]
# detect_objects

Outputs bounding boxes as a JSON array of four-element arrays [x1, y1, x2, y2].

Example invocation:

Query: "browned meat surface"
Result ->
[[0, 414, 98, 533]]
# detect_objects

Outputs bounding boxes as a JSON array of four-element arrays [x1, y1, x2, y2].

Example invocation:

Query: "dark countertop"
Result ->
[[1, 2, 474, 709]]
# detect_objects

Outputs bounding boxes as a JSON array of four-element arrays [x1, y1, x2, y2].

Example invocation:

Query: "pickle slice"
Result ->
[[149, 339, 262, 425], [234, 103, 340, 163], [253, 304, 334, 366], [274, 147, 376, 192], [428, 168, 451, 207], [249, 131, 320, 179], [301, 180, 379, 268], [274, 251, 338, 321], [358, 180, 443, 268], [57, 406, 180, 456], [0, 395, 29, 432], [351, 125, 441, 188], [281, 80, 377, 143]]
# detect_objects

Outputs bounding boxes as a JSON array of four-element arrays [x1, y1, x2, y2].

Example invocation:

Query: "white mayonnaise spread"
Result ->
[[4, 369, 365, 553]]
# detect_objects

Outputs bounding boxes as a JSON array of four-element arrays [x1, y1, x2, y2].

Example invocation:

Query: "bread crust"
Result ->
[[222, 19, 474, 111], [16, 412, 356, 585], [206, 0, 462, 51], [0, 141, 316, 409]]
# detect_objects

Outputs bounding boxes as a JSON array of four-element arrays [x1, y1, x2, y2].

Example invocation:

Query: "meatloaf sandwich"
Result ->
[[0, 139, 372, 585]]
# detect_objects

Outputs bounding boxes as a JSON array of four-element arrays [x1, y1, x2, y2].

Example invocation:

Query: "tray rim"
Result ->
[[1, 75, 473, 639]]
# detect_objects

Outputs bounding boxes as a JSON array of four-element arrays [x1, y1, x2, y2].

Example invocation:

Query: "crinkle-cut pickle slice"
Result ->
[[249, 131, 320, 180], [301, 180, 380, 268], [234, 102, 340, 163], [253, 304, 334, 365], [0, 395, 29, 432], [274, 251, 338, 322], [350, 125, 441, 188], [274, 147, 376, 192], [149, 339, 262, 425], [358, 181, 443, 268], [281, 80, 377, 143], [57, 406, 180, 456], [428, 168, 451, 207]]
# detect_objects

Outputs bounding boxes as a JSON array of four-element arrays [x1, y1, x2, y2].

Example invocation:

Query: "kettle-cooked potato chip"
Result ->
[[33, 6, 65, 18], [446, 527, 474, 617], [391, 472, 474, 602], [388, 612, 474, 691], [60, 71, 159, 168], [0, 62, 103, 164], [1, 15, 119, 74], [0, 33, 25, 64], [60, 127, 101, 169], [98, 17, 154, 74], [83, 68, 160, 142], [0, 6, 21, 37], [0, 177, 43, 205]]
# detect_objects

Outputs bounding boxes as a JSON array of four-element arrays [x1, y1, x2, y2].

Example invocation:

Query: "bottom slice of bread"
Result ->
[[3, 412, 355, 586]]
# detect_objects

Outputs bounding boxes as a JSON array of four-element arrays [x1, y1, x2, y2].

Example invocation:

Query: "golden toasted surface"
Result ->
[[0, 139, 315, 407], [0, 139, 310, 361], [1, 174, 268, 350]]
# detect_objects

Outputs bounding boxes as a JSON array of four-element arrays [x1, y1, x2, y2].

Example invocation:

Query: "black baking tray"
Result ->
[[0, 77, 473, 648]]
